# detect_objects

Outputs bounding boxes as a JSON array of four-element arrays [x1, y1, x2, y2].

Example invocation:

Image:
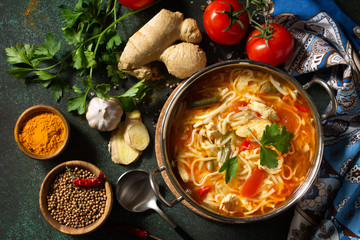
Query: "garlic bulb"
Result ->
[[86, 97, 123, 131]]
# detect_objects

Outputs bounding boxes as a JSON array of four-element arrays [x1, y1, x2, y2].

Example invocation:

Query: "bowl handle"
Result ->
[[149, 166, 184, 207], [303, 78, 337, 120]]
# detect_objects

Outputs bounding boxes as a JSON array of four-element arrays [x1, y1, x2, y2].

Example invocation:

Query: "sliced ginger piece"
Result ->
[[124, 110, 150, 151], [109, 122, 141, 165]]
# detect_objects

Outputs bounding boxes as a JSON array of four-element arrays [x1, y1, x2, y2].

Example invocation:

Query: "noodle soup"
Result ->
[[169, 66, 317, 217]]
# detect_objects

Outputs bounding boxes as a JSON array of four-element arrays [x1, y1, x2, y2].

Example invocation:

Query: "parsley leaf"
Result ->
[[105, 29, 122, 51], [248, 124, 294, 169], [7, 67, 33, 80], [34, 71, 56, 81], [51, 78, 69, 102], [72, 47, 97, 70], [261, 124, 294, 154], [259, 147, 278, 169], [59, 5, 83, 28], [106, 65, 125, 85], [5, 0, 160, 115], [63, 22, 84, 45], [219, 156, 239, 184], [67, 86, 88, 114], [117, 80, 150, 112], [5, 43, 33, 66], [34, 33, 61, 59], [93, 83, 111, 99]]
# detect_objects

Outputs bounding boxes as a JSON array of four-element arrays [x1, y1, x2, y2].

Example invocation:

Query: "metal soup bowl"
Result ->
[[152, 60, 336, 223]]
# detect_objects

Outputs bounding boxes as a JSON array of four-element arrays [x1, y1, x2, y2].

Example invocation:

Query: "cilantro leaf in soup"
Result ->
[[261, 124, 294, 154], [260, 147, 278, 169], [219, 156, 239, 184], [248, 123, 294, 169]]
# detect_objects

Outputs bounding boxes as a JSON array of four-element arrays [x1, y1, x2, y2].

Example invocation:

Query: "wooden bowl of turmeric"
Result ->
[[14, 104, 70, 160]]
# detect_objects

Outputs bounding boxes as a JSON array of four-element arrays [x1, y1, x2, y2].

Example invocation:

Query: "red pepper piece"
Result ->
[[103, 224, 152, 240], [73, 172, 104, 188], [199, 185, 212, 200], [66, 167, 105, 188], [295, 105, 307, 112], [255, 112, 262, 117], [240, 140, 251, 151]]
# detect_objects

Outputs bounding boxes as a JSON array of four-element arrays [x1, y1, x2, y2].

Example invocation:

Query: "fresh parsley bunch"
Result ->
[[5, 0, 156, 114]]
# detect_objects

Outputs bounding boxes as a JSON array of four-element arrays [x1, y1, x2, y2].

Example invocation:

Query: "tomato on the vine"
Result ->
[[203, 0, 249, 45], [118, 0, 154, 10], [246, 23, 294, 66]]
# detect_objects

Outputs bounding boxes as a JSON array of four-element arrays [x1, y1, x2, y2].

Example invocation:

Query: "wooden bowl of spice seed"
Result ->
[[14, 104, 70, 160], [39, 160, 113, 235]]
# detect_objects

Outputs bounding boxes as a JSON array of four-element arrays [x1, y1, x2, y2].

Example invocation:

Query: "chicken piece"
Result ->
[[220, 193, 239, 212], [205, 121, 219, 141], [235, 118, 272, 140], [248, 101, 279, 121], [178, 165, 190, 182]]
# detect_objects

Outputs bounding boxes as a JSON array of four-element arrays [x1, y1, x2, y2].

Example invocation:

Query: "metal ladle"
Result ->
[[116, 169, 193, 240]]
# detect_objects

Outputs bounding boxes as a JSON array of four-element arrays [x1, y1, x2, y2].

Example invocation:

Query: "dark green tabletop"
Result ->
[[0, 1, 359, 240]]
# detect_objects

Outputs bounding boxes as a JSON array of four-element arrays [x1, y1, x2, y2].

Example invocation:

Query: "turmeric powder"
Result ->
[[19, 112, 66, 155], [25, 0, 39, 16]]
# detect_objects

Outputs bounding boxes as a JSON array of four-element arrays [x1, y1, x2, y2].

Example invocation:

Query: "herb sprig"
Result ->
[[245, 0, 274, 47], [219, 156, 239, 184], [5, 0, 159, 114], [248, 124, 294, 169]]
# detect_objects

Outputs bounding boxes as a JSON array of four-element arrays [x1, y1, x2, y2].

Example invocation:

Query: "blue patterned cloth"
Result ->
[[270, 0, 360, 239]]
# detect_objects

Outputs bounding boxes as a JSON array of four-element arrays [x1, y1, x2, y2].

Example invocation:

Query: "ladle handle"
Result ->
[[174, 225, 195, 240], [149, 166, 183, 207], [153, 206, 194, 240]]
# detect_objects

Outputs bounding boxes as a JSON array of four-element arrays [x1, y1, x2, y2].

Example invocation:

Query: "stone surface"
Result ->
[[0, 0, 358, 240]]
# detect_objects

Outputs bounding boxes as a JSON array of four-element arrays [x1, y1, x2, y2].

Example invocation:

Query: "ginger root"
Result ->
[[108, 110, 150, 165], [118, 9, 206, 80], [123, 110, 150, 151], [109, 122, 141, 165]]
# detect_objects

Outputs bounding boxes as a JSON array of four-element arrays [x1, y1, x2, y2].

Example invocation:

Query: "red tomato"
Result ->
[[240, 168, 264, 198], [203, 0, 249, 45], [277, 109, 298, 133], [118, 0, 154, 10], [246, 23, 294, 66]]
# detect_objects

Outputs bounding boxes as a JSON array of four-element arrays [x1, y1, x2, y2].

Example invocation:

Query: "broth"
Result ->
[[169, 66, 317, 217]]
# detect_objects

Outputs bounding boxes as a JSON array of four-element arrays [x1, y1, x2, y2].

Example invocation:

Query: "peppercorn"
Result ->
[[46, 167, 107, 228]]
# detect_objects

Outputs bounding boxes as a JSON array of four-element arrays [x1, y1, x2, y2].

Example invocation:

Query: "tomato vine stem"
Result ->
[[214, 0, 273, 47]]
